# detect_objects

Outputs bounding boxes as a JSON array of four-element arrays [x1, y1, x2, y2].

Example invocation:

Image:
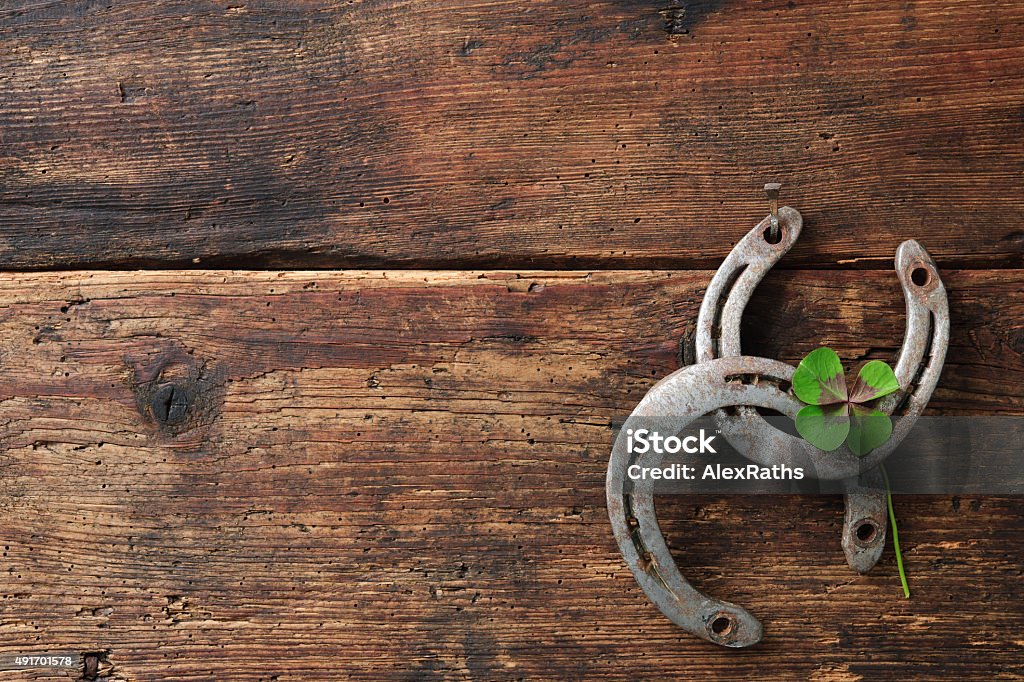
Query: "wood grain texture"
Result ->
[[1, 0, 1023, 269], [0, 269, 1020, 680]]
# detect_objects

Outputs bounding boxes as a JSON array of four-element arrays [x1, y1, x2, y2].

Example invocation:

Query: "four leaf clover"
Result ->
[[793, 347, 900, 456]]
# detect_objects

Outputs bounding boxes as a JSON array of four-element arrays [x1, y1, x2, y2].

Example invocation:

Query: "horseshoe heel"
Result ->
[[694, 209, 949, 571], [607, 357, 805, 647]]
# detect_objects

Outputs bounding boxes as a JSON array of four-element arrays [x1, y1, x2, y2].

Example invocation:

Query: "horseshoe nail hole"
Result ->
[[710, 616, 734, 637], [855, 520, 880, 545], [911, 267, 930, 287], [762, 225, 783, 245]]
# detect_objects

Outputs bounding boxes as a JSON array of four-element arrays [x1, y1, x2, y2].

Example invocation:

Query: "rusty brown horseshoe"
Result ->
[[694, 208, 949, 571]]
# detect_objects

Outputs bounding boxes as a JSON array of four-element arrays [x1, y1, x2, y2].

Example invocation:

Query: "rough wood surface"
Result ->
[[0, 270, 1020, 680], [1, 0, 1023, 269]]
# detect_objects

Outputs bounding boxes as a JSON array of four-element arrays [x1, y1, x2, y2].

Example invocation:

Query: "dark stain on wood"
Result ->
[[657, 0, 729, 36], [126, 341, 225, 442]]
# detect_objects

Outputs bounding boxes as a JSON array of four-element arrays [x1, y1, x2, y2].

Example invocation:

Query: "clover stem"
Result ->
[[881, 464, 910, 599]]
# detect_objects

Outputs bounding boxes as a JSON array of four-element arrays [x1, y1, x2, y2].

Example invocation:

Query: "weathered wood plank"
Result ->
[[0, 270, 1020, 680], [1, 1, 1023, 269]]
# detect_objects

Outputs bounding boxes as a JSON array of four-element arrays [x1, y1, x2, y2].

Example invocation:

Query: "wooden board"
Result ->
[[0, 269, 1020, 680], [1, 0, 1023, 269], [2, 0, 1022, 678]]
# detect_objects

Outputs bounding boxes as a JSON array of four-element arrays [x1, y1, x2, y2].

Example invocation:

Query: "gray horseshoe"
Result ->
[[694, 208, 949, 571], [607, 356, 814, 647]]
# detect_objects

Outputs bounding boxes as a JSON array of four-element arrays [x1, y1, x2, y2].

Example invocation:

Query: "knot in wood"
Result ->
[[150, 382, 191, 425]]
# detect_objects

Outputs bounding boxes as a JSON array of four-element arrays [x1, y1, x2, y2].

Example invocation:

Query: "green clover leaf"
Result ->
[[846, 404, 894, 456], [792, 347, 848, 405], [849, 360, 900, 403], [795, 403, 849, 452]]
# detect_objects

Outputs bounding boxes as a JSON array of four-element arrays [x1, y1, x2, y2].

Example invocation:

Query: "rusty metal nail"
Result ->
[[764, 182, 781, 241], [151, 383, 189, 424]]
